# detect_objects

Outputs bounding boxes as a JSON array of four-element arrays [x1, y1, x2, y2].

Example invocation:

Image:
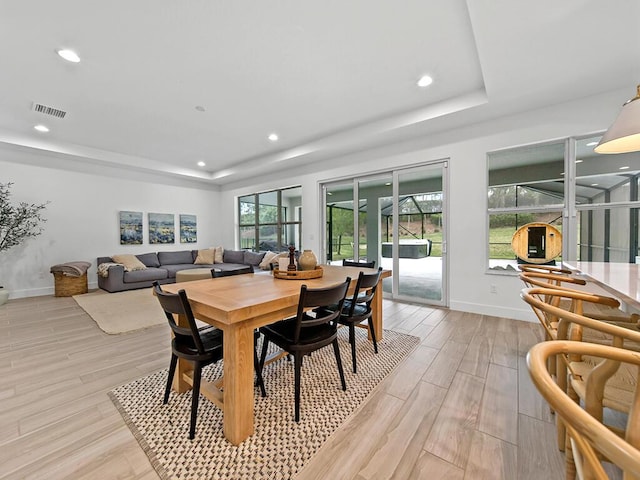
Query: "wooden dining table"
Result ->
[[161, 264, 391, 445]]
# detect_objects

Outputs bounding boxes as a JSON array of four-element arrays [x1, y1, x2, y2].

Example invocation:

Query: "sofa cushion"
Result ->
[[158, 250, 194, 265], [136, 252, 161, 268], [194, 248, 215, 265], [244, 250, 266, 266], [223, 250, 244, 263], [112, 254, 147, 272], [123, 268, 168, 283]]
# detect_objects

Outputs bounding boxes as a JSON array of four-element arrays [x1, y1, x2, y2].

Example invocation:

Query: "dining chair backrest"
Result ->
[[342, 259, 376, 269], [345, 267, 383, 317], [212, 265, 253, 277], [527, 340, 640, 479], [153, 282, 206, 354], [518, 264, 575, 275], [520, 287, 633, 342], [293, 278, 351, 343]]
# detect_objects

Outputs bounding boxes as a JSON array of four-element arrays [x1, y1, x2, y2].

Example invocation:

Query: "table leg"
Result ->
[[223, 324, 255, 445], [371, 284, 384, 341]]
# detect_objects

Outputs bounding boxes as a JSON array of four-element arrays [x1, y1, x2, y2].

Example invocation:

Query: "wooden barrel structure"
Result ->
[[511, 222, 562, 264]]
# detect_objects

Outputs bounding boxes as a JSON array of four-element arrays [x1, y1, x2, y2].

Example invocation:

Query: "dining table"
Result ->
[[161, 264, 391, 445], [562, 261, 640, 311]]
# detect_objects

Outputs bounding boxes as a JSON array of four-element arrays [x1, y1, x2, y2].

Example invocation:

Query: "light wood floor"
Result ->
[[0, 294, 570, 479]]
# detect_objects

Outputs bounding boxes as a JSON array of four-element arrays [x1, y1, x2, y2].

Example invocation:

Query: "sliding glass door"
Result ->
[[323, 162, 448, 306]]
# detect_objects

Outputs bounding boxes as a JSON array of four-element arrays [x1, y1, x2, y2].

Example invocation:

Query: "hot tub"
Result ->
[[381, 239, 432, 258]]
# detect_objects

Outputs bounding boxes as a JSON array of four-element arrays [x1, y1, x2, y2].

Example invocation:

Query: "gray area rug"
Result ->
[[109, 328, 420, 480], [73, 288, 164, 334]]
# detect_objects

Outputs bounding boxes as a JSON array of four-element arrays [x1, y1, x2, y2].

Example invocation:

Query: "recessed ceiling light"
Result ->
[[619, 166, 630, 170], [56, 49, 80, 63], [385, 182, 392, 186], [586, 141, 598, 147], [34, 124, 49, 132], [591, 183, 599, 186], [268, 133, 279, 142], [575, 159, 583, 163], [417, 75, 433, 87], [197, 161, 206, 167], [560, 172, 565, 175]]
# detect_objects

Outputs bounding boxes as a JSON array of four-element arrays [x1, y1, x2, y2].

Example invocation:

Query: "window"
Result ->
[[238, 186, 302, 251], [487, 136, 640, 270], [487, 141, 565, 270]]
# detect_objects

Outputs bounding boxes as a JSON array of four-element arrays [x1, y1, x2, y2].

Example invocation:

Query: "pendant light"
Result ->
[[595, 85, 640, 154]]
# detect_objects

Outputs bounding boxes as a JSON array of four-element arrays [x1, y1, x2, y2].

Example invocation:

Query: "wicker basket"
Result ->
[[53, 272, 88, 297]]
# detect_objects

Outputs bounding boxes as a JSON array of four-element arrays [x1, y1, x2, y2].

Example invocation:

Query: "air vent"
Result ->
[[31, 102, 67, 119]]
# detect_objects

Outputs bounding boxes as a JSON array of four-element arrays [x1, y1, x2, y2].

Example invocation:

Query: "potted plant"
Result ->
[[0, 182, 48, 305]]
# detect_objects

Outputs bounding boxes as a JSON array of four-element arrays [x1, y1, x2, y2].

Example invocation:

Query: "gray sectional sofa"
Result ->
[[97, 249, 266, 293]]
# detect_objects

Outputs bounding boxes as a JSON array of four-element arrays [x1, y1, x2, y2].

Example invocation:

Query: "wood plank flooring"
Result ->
[[0, 294, 571, 479]]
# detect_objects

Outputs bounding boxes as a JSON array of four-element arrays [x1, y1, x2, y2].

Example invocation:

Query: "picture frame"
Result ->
[[179, 214, 197, 243], [119, 211, 143, 245], [148, 213, 175, 244]]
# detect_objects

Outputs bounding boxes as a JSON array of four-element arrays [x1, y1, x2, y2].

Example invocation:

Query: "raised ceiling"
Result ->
[[0, 0, 637, 186]]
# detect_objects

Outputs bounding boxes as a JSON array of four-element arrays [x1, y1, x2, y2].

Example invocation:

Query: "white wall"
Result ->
[[0, 147, 220, 299], [218, 88, 627, 322]]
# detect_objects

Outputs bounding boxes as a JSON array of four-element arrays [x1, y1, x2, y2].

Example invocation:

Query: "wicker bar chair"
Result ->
[[521, 287, 640, 454], [527, 340, 640, 480]]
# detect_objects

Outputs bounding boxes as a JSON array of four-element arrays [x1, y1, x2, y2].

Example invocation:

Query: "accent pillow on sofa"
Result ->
[[259, 251, 279, 270], [112, 254, 147, 272], [194, 248, 215, 265], [213, 246, 224, 264], [223, 250, 244, 263], [136, 252, 161, 268], [244, 250, 266, 266]]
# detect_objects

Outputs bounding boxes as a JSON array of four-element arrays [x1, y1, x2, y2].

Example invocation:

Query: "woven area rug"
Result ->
[[109, 328, 419, 480], [73, 288, 164, 334]]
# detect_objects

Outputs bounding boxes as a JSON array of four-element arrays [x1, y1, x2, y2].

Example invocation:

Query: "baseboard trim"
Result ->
[[450, 300, 535, 323], [6, 281, 99, 300]]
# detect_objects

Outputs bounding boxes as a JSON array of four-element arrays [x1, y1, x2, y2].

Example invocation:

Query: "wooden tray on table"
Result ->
[[272, 266, 323, 280]]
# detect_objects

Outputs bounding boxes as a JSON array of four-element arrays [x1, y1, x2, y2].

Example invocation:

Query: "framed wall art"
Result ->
[[119, 211, 143, 245], [179, 214, 197, 243], [148, 213, 175, 244]]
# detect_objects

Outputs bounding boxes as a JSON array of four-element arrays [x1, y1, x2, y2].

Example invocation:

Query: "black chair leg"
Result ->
[[332, 338, 347, 391], [259, 336, 270, 371], [368, 318, 378, 354], [189, 363, 202, 440], [349, 324, 357, 373], [294, 353, 303, 422], [254, 349, 266, 398], [164, 354, 178, 404]]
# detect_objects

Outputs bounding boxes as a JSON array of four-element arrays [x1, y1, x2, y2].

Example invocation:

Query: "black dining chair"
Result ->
[[328, 267, 383, 373], [153, 281, 224, 439], [258, 278, 351, 422], [342, 259, 376, 269], [211, 264, 254, 277]]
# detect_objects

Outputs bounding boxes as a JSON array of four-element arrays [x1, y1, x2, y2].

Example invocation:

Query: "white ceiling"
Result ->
[[0, 0, 637, 186]]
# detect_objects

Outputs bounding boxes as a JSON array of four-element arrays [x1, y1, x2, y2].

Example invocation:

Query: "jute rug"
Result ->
[[73, 288, 164, 334], [109, 328, 419, 480]]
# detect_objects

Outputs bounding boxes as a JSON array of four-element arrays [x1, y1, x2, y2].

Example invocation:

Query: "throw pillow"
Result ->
[[112, 254, 147, 272], [194, 248, 215, 265], [136, 252, 160, 268], [244, 250, 266, 266], [259, 251, 278, 270], [213, 246, 224, 264]]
